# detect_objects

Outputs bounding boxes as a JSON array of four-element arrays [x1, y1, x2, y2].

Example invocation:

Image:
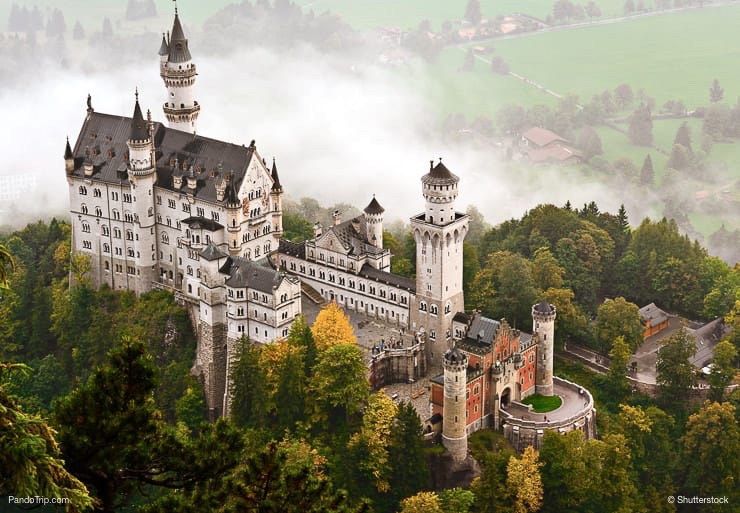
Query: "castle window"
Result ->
[[187, 266, 193, 276], [102, 225, 109, 236], [162, 233, 169, 244], [82, 240, 92, 249], [113, 228, 121, 238], [123, 193, 132, 203], [359, 283, 366, 292], [104, 261, 109, 270], [401, 296, 407, 305], [82, 222, 90, 233], [430, 304, 438, 315], [127, 248, 134, 257], [430, 330, 436, 340], [79, 186, 87, 195], [113, 209, 120, 220], [103, 243, 110, 253], [445, 303, 451, 314], [419, 301, 427, 312], [126, 230, 133, 241], [370, 286, 376, 295], [474, 385, 479, 395], [81, 204, 88, 214], [93, 188, 101, 197], [111, 192, 119, 201], [197, 207, 204, 217]]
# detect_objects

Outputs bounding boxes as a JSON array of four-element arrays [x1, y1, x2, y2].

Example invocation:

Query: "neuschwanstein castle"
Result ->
[[65, 8, 595, 453]]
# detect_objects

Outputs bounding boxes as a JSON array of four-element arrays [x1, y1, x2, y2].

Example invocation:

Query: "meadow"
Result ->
[[294, 0, 649, 30]]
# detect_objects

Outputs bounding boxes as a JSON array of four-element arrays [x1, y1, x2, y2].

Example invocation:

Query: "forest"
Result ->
[[1, 200, 738, 512]]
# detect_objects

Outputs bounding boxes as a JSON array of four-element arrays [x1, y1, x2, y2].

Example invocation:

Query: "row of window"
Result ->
[[419, 301, 451, 315], [79, 187, 132, 202], [80, 205, 136, 223]]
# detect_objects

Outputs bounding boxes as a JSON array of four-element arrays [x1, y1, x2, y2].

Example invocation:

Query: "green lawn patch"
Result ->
[[521, 393, 562, 413]]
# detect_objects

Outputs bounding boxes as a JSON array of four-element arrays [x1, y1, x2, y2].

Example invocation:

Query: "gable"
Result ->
[[315, 229, 350, 255]]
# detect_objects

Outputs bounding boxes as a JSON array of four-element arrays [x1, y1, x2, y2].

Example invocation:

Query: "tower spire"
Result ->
[[160, 5, 199, 132], [130, 90, 148, 141]]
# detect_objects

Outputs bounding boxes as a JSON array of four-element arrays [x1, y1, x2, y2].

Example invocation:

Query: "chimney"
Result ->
[[313, 222, 322, 238], [333, 209, 341, 226]]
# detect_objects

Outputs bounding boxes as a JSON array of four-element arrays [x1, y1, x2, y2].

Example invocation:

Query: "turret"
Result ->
[[442, 346, 468, 462], [160, 7, 200, 132], [363, 195, 384, 249], [532, 301, 557, 396], [270, 158, 283, 238], [64, 137, 74, 174], [224, 172, 241, 255], [422, 159, 459, 226], [126, 91, 157, 295], [126, 90, 154, 176]]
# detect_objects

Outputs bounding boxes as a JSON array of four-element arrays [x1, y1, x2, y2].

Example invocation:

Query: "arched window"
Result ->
[[102, 225, 109, 236], [79, 186, 87, 195], [430, 304, 438, 315], [127, 248, 134, 257], [95, 206, 102, 217], [161, 232, 169, 244], [81, 222, 90, 233], [81, 204, 88, 214], [187, 266, 193, 276], [126, 230, 133, 241], [445, 303, 451, 314], [419, 301, 427, 312], [103, 243, 110, 253]]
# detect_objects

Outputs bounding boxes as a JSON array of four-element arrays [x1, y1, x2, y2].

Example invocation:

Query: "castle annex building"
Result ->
[[65, 8, 595, 452]]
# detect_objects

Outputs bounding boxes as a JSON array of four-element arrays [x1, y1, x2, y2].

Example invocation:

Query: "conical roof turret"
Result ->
[[168, 11, 192, 62], [364, 196, 385, 215], [422, 159, 458, 185], [158, 33, 169, 56], [64, 137, 73, 159], [271, 158, 282, 192], [129, 91, 149, 141]]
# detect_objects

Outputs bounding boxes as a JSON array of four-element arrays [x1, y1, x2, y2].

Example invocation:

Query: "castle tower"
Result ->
[[224, 172, 242, 256], [363, 196, 384, 249], [64, 137, 74, 174], [409, 160, 469, 370], [270, 158, 284, 240], [126, 93, 158, 294], [160, 7, 200, 132], [442, 346, 468, 462], [532, 301, 556, 396]]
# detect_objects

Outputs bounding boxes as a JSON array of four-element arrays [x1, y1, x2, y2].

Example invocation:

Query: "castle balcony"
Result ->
[[163, 102, 201, 117], [513, 353, 524, 370], [160, 63, 197, 78]]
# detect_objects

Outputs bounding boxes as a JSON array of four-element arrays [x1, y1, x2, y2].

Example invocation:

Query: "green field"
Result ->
[[489, 5, 740, 111], [295, 0, 642, 30]]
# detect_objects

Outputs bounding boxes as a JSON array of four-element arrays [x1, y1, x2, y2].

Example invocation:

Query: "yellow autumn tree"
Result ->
[[311, 301, 356, 351], [259, 338, 304, 413], [506, 445, 543, 513], [348, 390, 398, 492], [399, 491, 443, 513]]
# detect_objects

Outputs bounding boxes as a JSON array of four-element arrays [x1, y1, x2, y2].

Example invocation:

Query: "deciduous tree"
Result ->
[[656, 328, 697, 410], [595, 297, 644, 352], [680, 401, 740, 508], [506, 446, 543, 513], [311, 302, 357, 351], [400, 492, 443, 513], [707, 340, 737, 402]]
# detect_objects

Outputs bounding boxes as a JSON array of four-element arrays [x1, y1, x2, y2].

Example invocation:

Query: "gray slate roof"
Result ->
[[69, 111, 256, 205], [182, 216, 224, 231], [130, 98, 149, 141], [423, 160, 458, 185], [364, 196, 384, 215], [322, 216, 384, 257], [168, 13, 192, 62], [358, 264, 415, 292], [221, 256, 290, 293], [639, 302, 669, 326], [199, 241, 228, 261]]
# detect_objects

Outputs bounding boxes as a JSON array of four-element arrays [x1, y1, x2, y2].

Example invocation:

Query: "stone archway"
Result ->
[[501, 387, 511, 408]]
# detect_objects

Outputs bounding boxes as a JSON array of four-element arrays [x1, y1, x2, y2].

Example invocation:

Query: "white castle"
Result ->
[[64, 9, 469, 415]]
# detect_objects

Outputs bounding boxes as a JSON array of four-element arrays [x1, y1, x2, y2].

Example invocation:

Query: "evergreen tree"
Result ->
[[54, 337, 162, 512], [628, 103, 653, 146], [709, 78, 724, 103], [639, 154, 654, 185], [229, 336, 268, 428], [464, 0, 483, 24], [72, 20, 85, 40], [389, 402, 430, 509]]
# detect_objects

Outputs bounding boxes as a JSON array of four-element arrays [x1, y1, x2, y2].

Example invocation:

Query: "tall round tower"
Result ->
[[422, 159, 459, 226], [127, 93, 157, 295], [442, 346, 468, 462], [532, 301, 557, 396], [363, 196, 384, 249], [270, 158, 284, 241], [160, 8, 200, 132]]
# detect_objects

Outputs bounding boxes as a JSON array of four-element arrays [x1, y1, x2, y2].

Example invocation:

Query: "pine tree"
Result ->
[[628, 103, 653, 146], [709, 78, 724, 103], [639, 154, 654, 185]]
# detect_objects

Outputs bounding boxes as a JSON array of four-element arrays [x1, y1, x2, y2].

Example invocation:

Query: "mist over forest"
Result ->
[[0, 0, 736, 263]]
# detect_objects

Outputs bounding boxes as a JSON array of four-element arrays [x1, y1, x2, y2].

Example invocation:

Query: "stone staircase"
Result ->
[[301, 282, 327, 307]]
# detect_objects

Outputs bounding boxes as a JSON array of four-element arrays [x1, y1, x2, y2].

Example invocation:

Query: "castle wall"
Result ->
[[368, 343, 426, 389]]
